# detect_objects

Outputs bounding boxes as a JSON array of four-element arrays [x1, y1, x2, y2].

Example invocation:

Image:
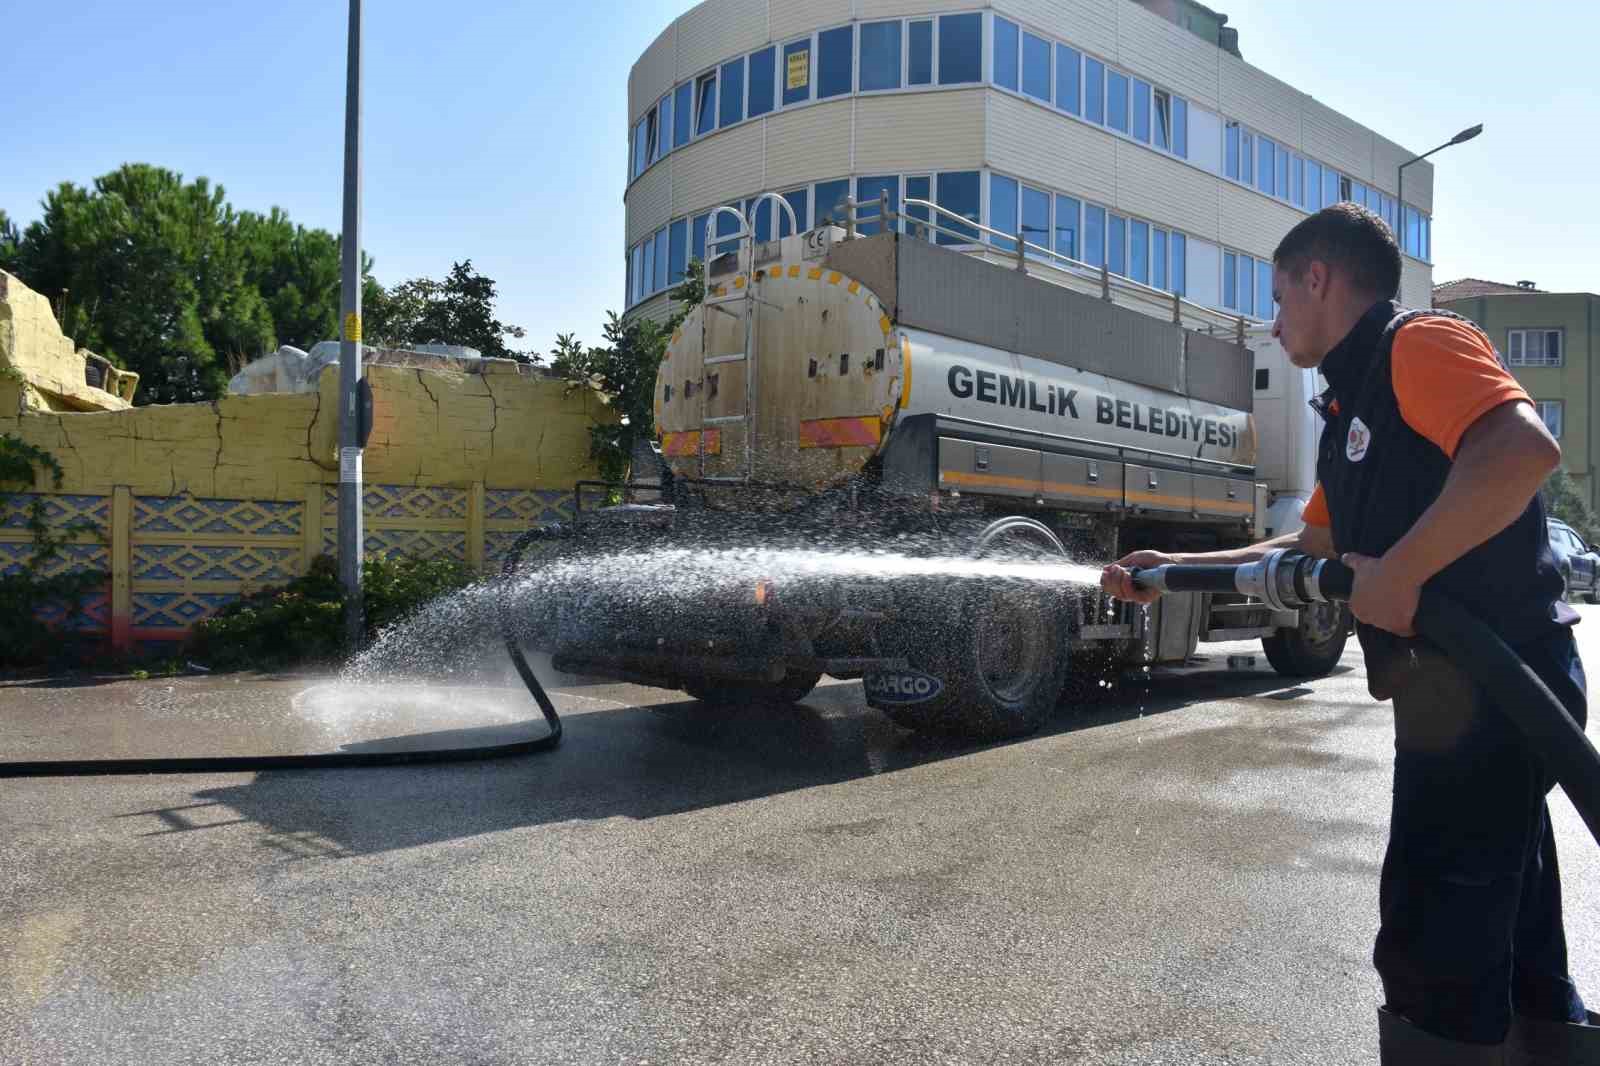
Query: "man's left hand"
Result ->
[[1342, 552, 1419, 637]]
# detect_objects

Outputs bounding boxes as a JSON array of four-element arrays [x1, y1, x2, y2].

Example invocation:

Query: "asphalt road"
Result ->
[[3, 626, 1599, 1065]]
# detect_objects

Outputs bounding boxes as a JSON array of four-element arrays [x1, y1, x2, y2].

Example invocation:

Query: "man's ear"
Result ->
[[1307, 260, 1331, 302]]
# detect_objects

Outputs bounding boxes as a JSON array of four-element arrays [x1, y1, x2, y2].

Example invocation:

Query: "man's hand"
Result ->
[[1101, 550, 1176, 604], [1342, 552, 1419, 637]]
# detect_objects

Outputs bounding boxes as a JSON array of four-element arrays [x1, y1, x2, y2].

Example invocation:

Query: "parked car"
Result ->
[[1547, 518, 1600, 603]]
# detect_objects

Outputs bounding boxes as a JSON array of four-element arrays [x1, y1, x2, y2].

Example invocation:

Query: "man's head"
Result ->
[[1271, 203, 1402, 368]]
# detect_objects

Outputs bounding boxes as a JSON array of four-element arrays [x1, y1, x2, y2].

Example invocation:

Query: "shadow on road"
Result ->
[[170, 659, 1374, 860]]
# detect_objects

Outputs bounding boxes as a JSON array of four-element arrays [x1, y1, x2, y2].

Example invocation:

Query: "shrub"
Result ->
[[185, 553, 475, 670]]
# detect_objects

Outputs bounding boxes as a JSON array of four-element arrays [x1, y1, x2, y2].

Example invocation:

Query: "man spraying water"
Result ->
[[1103, 204, 1596, 1064]]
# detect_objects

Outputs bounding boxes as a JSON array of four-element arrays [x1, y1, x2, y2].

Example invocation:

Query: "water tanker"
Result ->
[[522, 196, 1342, 739]]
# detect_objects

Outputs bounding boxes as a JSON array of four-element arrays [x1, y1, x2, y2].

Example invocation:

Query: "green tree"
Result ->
[[547, 262, 704, 483], [1545, 468, 1600, 545], [364, 260, 531, 361], [5, 164, 378, 404], [0, 210, 18, 273]]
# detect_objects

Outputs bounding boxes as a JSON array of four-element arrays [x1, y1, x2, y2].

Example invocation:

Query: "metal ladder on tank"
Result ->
[[696, 193, 798, 482]]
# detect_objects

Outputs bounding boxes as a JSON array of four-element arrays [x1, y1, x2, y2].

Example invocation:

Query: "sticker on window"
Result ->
[[787, 50, 810, 90]]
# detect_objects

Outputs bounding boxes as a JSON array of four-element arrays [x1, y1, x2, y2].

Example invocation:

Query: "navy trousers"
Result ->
[[1374, 626, 1590, 1045]]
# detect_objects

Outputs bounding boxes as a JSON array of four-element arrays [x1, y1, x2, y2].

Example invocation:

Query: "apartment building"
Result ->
[[622, 0, 1437, 325], [1436, 278, 1600, 510]]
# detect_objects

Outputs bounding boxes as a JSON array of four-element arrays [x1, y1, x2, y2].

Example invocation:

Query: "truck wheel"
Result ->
[[874, 519, 1070, 741], [683, 670, 822, 707], [1261, 601, 1350, 677]]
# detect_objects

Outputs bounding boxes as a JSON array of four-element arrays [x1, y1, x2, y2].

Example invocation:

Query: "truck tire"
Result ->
[[1261, 600, 1350, 677], [875, 518, 1070, 741], [684, 670, 822, 707]]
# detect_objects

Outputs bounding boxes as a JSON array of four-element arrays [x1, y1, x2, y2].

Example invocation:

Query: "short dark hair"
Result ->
[[1273, 203, 1401, 300]]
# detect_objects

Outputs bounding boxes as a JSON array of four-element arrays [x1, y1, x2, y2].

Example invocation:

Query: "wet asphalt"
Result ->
[[2, 627, 1599, 1065]]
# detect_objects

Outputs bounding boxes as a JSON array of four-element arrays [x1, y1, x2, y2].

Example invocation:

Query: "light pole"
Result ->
[[1397, 122, 1482, 258], [338, 0, 365, 650]]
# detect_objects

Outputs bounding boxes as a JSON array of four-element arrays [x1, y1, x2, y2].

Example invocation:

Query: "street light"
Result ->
[[338, 0, 365, 650], [1397, 123, 1482, 258]]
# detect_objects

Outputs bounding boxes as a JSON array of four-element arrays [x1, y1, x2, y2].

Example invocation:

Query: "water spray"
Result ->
[[1133, 549, 1600, 849]]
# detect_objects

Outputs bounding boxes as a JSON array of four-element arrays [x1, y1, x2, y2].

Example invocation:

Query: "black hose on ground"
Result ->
[[0, 530, 563, 778]]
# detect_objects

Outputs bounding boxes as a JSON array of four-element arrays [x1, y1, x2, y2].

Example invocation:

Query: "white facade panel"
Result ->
[[858, 0, 974, 16], [1113, 2, 1219, 110], [1186, 101, 1223, 176], [987, 92, 1117, 205], [996, 0, 1118, 58], [672, 123, 767, 217], [1399, 258, 1434, 311], [1301, 97, 1370, 181], [764, 100, 854, 191], [855, 91, 985, 175], [626, 160, 674, 247], [1185, 237, 1221, 311], [630, 25, 678, 124], [1115, 141, 1219, 242], [1218, 182, 1301, 262], [677, 0, 767, 81], [770, 0, 849, 43], [1218, 56, 1301, 150]]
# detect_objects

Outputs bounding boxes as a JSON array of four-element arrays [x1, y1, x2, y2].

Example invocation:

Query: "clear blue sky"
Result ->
[[4, 1, 1595, 356]]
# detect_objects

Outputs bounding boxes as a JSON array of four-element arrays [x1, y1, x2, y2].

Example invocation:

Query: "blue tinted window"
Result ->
[[1153, 91, 1170, 151], [656, 94, 671, 161], [818, 25, 853, 98], [1129, 220, 1148, 284], [631, 118, 647, 179], [641, 237, 656, 296], [748, 47, 775, 117], [691, 213, 709, 264], [781, 188, 808, 237], [1222, 252, 1236, 308], [1054, 194, 1080, 260], [989, 174, 1018, 251], [668, 219, 688, 285], [1173, 97, 1187, 157], [624, 251, 632, 308], [1237, 254, 1254, 316], [720, 58, 745, 127], [1225, 124, 1239, 179], [1022, 33, 1050, 101], [1257, 259, 1274, 320], [1084, 204, 1105, 267], [860, 21, 901, 92], [1084, 58, 1104, 123], [1108, 213, 1126, 275], [714, 209, 741, 257], [673, 83, 692, 147], [1131, 79, 1151, 142], [1153, 229, 1167, 290], [630, 243, 643, 304], [782, 40, 811, 105], [905, 175, 931, 237], [1292, 156, 1304, 207], [748, 198, 772, 243], [1107, 71, 1128, 132], [856, 175, 899, 236], [908, 21, 933, 85], [695, 73, 717, 135], [654, 228, 669, 292], [1257, 137, 1274, 194], [935, 170, 980, 243], [1022, 185, 1049, 256], [1240, 133, 1253, 189], [814, 179, 851, 226], [1056, 44, 1080, 115], [993, 18, 1019, 91], [1323, 168, 1338, 208], [1171, 233, 1185, 295], [938, 13, 982, 85], [1304, 160, 1321, 210], [1276, 150, 1289, 200]]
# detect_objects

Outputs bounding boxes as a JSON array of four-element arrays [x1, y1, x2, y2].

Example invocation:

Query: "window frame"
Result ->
[[1508, 329, 1566, 368], [1021, 28, 1052, 102], [1536, 400, 1564, 439], [857, 19, 904, 94], [694, 70, 718, 137]]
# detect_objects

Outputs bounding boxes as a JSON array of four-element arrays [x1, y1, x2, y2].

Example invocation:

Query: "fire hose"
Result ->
[[1133, 549, 1600, 849], [0, 529, 563, 778]]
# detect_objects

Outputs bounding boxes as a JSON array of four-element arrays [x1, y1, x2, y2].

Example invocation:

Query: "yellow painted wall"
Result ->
[[0, 271, 616, 650], [0, 270, 137, 411]]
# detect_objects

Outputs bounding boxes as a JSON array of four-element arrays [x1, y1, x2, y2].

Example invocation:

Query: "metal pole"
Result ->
[[338, 0, 365, 650]]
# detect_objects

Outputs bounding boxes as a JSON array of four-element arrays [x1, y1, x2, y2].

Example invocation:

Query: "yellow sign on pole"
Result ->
[[786, 50, 809, 91], [343, 312, 363, 343]]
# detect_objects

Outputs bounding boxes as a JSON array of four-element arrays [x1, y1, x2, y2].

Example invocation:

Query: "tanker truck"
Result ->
[[517, 193, 1342, 740]]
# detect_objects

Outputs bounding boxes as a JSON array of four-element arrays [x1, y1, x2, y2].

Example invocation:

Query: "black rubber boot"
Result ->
[[1507, 1011, 1600, 1065], [1379, 1006, 1506, 1065]]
